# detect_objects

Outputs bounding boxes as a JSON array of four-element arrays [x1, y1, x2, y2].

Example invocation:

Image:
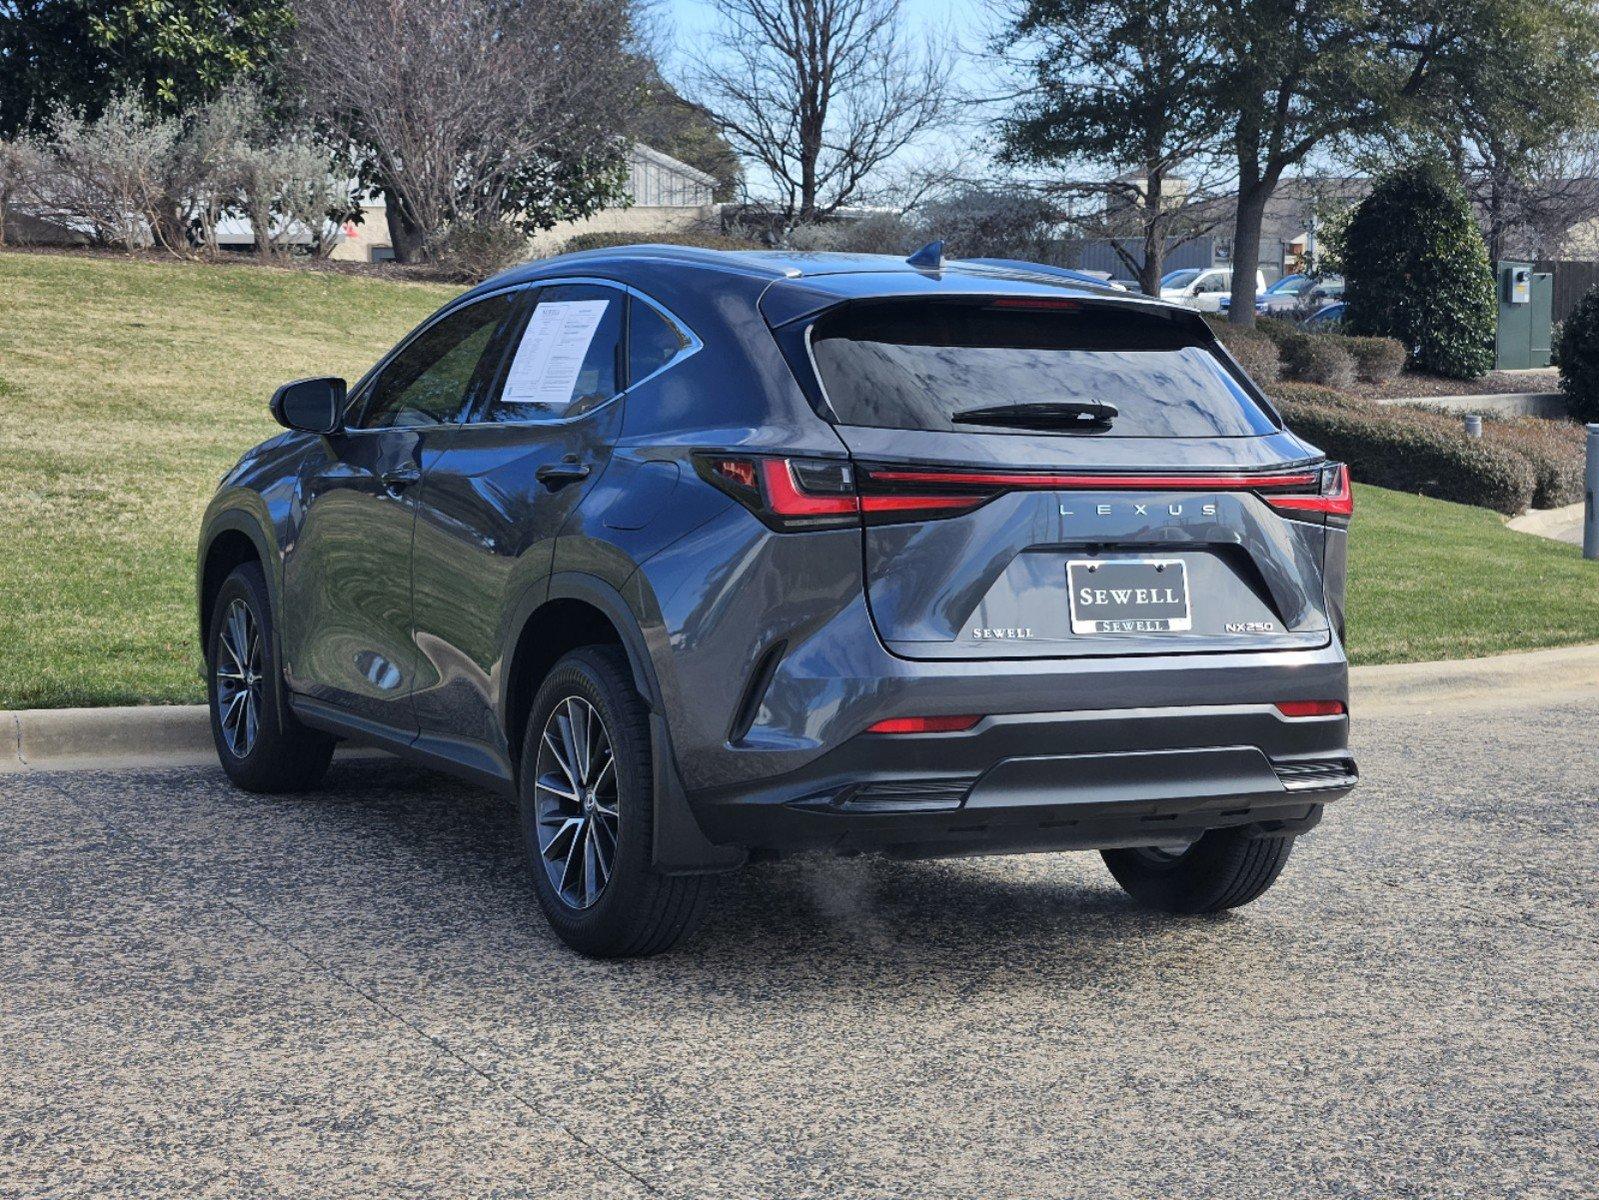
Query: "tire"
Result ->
[[206, 562, 334, 793], [1101, 828, 1296, 914], [517, 645, 713, 958]]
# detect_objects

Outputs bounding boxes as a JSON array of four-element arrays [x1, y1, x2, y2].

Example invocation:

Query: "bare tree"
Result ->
[[291, 0, 646, 262], [687, 0, 954, 228]]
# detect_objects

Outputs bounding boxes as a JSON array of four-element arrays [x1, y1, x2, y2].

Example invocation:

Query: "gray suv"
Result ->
[[197, 245, 1357, 956]]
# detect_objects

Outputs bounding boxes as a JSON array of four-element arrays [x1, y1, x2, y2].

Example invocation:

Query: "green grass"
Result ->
[[1, 251, 1596, 707], [1346, 483, 1599, 665], [0, 250, 457, 708]]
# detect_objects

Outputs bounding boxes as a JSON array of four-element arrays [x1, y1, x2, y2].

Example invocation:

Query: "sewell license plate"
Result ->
[[1067, 558, 1192, 634]]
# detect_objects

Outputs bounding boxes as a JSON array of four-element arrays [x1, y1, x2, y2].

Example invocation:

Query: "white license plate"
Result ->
[[1067, 559, 1192, 634]]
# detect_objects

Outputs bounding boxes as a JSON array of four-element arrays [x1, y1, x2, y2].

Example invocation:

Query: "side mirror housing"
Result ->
[[270, 376, 346, 435]]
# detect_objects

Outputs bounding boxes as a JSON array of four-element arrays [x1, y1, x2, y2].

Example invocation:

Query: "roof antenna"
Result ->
[[906, 240, 943, 270]]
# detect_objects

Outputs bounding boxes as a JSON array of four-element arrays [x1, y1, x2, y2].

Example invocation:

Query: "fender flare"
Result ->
[[501, 572, 745, 875]]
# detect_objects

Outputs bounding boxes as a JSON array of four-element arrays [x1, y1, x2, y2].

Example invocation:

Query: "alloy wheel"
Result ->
[[215, 598, 263, 758], [533, 696, 619, 909]]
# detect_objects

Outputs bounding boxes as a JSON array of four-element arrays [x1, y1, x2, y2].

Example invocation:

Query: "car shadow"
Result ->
[[164, 754, 1265, 997]]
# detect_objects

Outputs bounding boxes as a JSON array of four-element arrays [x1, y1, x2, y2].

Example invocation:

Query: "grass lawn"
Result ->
[[0, 250, 457, 708], [1, 250, 1595, 708]]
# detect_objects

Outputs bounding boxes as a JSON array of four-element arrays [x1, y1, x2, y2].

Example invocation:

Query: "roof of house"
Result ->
[[628, 142, 716, 187]]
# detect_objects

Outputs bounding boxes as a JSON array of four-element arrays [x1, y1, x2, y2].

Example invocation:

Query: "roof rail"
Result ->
[[956, 257, 1123, 291]]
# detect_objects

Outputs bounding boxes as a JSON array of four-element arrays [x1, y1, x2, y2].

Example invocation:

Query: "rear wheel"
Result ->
[[517, 645, 712, 957], [206, 562, 335, 792], [1101, 828, 1295, 913]]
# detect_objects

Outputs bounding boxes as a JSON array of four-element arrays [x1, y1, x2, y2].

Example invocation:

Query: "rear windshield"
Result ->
[[809, 300, 1278, 438]]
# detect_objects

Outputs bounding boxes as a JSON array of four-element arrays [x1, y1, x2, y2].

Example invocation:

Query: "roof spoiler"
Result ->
[[956, 258, 1124, 291]]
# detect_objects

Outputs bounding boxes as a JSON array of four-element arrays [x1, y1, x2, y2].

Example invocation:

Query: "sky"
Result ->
[[656, 0, 1005, 186]]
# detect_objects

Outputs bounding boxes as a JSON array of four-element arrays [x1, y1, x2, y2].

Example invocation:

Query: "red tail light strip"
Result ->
[[757, 460, 984, 518], [1262, 463, 1353, 516], [864, 468, 1322, 491]]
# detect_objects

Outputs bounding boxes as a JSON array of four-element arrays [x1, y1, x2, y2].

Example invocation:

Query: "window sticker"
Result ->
[[501, 299, 611, 408]]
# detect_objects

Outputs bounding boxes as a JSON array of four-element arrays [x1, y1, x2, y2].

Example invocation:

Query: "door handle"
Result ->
[[380, 464, 422, 494], [535, 457, 592, 490]]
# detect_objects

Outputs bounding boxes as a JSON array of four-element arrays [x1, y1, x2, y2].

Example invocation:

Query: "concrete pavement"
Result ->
[[2, 698, 1596, 1198]]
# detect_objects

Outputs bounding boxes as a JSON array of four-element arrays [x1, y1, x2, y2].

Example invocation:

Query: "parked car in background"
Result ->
[[1260, 273, 1344, 317], [1159, 267, 1268, 312], [1302, 301, 1347, 331], [198, 245, 1356, 957]]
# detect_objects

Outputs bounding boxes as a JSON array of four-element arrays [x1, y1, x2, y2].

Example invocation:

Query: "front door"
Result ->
[[409, 282, 627, 765], [281, 290, 519, 731]]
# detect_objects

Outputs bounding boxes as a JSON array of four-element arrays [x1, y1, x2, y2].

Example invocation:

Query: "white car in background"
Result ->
[[1159, 267, 1267, 312]]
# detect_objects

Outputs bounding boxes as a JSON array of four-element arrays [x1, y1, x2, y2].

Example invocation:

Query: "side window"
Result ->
[[481, 283, 624, 423], [629, 296, 691, 383], [354, 293, 516, 429]]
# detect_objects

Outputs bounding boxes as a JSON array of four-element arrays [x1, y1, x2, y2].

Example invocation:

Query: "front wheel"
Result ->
[[517, 645, 713, 957], [206, 562, 334, 792], [1101, 828, 1295, 914]]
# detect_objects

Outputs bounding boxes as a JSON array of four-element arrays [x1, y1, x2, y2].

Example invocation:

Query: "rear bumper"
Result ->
[[689, 704, 1355, 858]]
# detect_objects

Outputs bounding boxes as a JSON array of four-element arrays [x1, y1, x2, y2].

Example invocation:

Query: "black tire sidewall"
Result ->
[[518, 646, 657, 953], [1102, 828, 1295, 914], [206, 562, 331, 792]]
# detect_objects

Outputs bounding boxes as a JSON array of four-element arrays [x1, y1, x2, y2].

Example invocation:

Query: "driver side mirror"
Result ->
[[270, 376, 346, 435]]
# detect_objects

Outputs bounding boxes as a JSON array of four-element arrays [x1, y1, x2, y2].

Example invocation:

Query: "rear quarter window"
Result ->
[[809, 300, 1278, 438]]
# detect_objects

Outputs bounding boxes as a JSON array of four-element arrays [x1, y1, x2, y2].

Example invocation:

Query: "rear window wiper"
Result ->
[[950, 401, 1118, 430]]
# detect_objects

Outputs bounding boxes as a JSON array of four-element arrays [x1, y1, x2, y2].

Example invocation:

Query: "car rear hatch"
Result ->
[[762, 286, 1348, 661]]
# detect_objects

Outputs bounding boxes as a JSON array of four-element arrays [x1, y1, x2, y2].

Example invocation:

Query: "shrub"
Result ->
[[1342, 159, 1496, 379], [1255, 316, 1300, 345], [1343, 335, 1407, 384], [1223, 333, 1280, 384], [1557, 288, 1599, 422], [1203, 317, 1281, 383], [429, 219, 530, 281], [1279, 332, 1355, 388], [1479, 415, 1587, 509], [1274, 383, 1536, 514], [561, 230, 759, 255], [36, 93, 180, 251]]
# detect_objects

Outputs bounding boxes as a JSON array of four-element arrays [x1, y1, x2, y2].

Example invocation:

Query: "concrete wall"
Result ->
[[326, 202, 720, 263]]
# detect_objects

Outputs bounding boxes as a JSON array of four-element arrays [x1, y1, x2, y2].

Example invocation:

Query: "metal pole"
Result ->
[[1464, 414, 1483, 439], [1585, 424, 1599, 561]]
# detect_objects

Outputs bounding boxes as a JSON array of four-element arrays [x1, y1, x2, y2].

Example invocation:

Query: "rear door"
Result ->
[[792, 295, 1340, 661]]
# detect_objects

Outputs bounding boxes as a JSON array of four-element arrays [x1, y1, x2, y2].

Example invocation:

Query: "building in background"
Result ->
[[330, 143, 718, 263]]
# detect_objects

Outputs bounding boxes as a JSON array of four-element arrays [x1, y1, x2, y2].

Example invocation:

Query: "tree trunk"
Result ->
[[1228, 182, 1269, 328], [1139, 168, 1165, 296], [386, 186, 428, 263]]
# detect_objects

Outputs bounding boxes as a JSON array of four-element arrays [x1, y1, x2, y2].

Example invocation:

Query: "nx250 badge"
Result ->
[[1062, 503, 1219, 518]]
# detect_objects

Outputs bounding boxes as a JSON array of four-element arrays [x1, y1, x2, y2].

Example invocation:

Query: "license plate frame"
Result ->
[[1067, 558, 1192, 634]]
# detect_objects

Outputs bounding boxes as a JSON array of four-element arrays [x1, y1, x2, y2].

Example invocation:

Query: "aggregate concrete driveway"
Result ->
[[2, 699, 1595, 1199]]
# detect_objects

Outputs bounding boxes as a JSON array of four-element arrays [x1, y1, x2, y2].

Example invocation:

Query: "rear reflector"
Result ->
[[866, 715, 983, 734], [1274, 700, 1347, 718]]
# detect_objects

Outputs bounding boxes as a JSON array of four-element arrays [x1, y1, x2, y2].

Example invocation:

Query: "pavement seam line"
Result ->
[[31, 769, 674, 1200], [10, 711, 25, 769]]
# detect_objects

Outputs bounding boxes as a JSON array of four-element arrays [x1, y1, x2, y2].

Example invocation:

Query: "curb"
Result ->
[[4, 642, 1598, 775]]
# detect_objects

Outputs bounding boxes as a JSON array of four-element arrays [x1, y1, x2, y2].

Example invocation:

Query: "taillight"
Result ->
[[1263, 463, 1352, 520], [1274, 700, 1346, 718], [696, 455, 987, 531]]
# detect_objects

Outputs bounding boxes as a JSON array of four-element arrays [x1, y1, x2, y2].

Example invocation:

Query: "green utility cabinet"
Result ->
[[1494, 261, 1553, 370]]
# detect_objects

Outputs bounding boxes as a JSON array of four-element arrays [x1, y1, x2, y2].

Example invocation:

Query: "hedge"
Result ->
[[1478, 415, 1588, 509], [1557, 288, 1599, 422], [1274, 384, 1536, 514]]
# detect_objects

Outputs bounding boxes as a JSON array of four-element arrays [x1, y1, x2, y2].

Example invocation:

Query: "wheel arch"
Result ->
[[500, 572, 742, 875], [198, 512, 273, 646]]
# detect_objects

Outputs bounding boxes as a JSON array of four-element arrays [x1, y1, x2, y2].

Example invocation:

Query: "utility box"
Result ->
[[1495, 261, 1553, 369]]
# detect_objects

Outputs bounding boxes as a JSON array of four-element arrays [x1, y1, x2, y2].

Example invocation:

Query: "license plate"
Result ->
[[1067, 558, 1191, 634]]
